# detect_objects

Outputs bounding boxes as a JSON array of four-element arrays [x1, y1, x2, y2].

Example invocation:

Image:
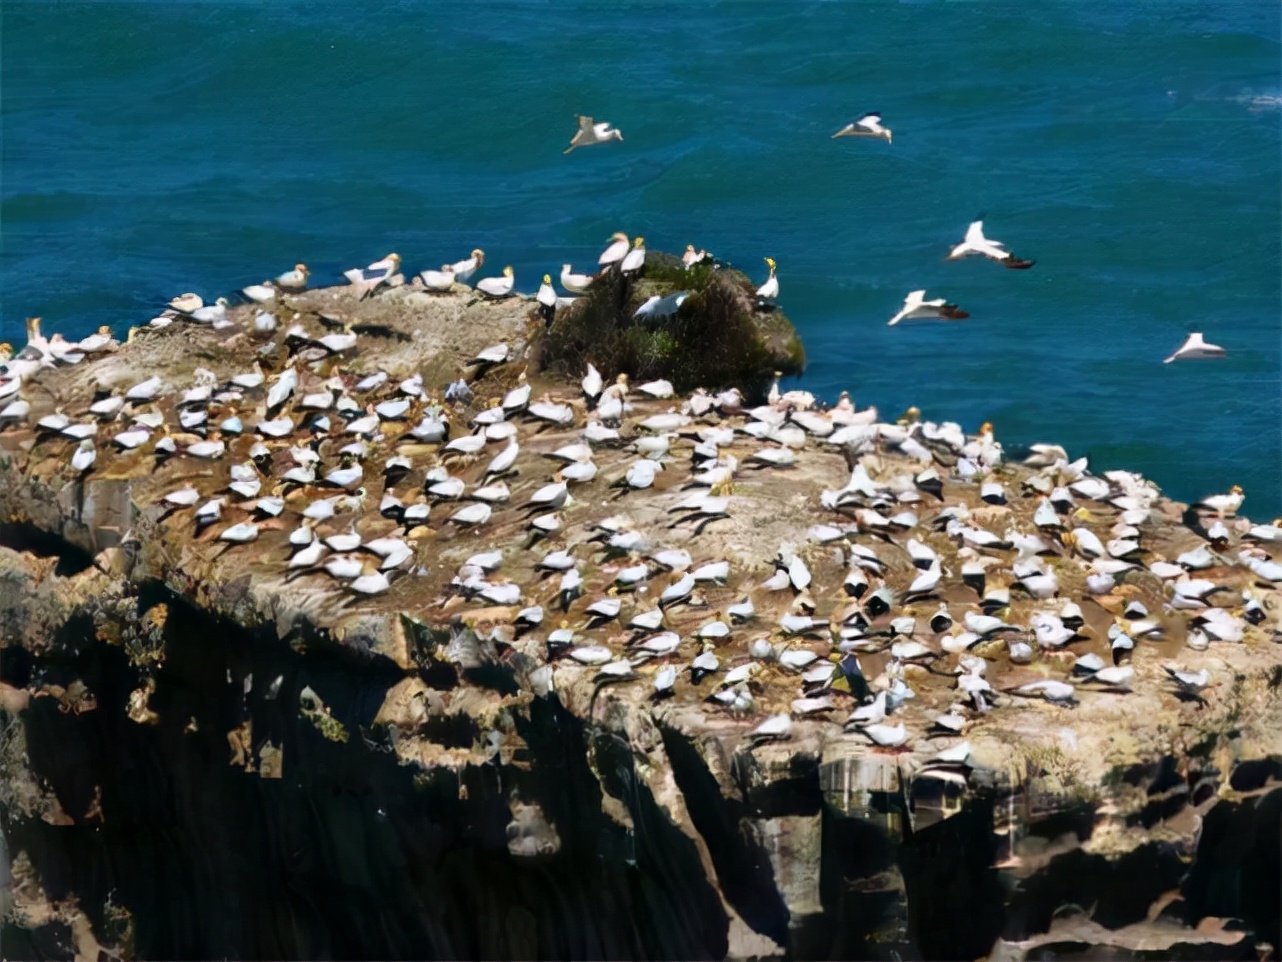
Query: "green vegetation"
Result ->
[[538, 251, 805, 400]]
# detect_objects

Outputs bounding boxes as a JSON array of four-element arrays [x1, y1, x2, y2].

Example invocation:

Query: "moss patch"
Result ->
[[537, 251, 804, 401]]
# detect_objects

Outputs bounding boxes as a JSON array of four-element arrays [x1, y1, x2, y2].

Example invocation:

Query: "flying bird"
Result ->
[[1164, 332, 1226, 364], [887, 290, 970, 326], [832, 112, 892, 144], [947, 221, 1035, 269], [565, 115, 624, 154]]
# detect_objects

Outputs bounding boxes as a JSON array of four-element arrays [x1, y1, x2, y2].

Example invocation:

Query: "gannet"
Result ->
[[560, 264, 595, 295], [168, 293, 203, 313], [219, 521, 259, 544], [1164, 665, 1211, 698], [887, 290, 970, 326], [242, 282, 276, 303], [755, 258, 779, 303], [1163, 332, 1226, 364], [419, 265, 456, 292], [620, 237, 646, 274], [77, 326, 118, 354], [947, 221, 1035, 269], [187, 298, 230, 325], [70, 438, 96, 473], [564, 115, 624, 154], [125, 376, 163, 401], [451, 249, 485, 281], [536, 275, 558, 320], [598, 232, 630, 267], [682, 245, 707, 268], [46, 335, 84, 365], [449, 503, 491, 527], [467, 343, 511, 369], [634, 292, 689, 320], [832, 112, 892, 144], [274, 264, 310, 290], [344, 253, 401, 298], [476, 267, 515, 299]]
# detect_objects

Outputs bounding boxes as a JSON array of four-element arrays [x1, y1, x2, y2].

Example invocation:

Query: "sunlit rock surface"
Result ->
[[1, 275, 1279, 960]]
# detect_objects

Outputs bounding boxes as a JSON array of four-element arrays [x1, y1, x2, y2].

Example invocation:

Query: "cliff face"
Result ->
[[1, 276, 1279, 961]]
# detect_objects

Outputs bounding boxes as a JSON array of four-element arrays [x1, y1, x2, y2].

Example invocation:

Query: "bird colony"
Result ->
[[1, 244, 1278, 774]]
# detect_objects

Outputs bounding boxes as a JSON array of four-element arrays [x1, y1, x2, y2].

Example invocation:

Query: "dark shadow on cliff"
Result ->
[[657, 722, 791, 946], [5, 583, 732, 960]]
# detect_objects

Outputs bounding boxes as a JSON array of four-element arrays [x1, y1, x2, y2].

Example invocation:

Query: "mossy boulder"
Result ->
[[535, 250, 805, 401]]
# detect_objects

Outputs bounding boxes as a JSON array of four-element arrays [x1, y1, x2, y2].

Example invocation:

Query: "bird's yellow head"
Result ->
[[387, 253, 401, 264], [295, 263, 309, 273], [0, 342, 11, 356], [26, 317, 42, 338], [471, 248, 485, 263], [979, 421, 993, 435], [633, 237, 645, 248], [1229, 484, 1244, 496], [765, 257, 776, 270], [608, 232, 628, 243], [685, 244, 696, 253], [542, 274, 552, 284], [503, 266, 514, 277]]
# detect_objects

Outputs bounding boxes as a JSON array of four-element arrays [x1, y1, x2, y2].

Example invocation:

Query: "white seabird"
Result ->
[[70, 438, 96, 473], [536, 275, 558, 319], [634, 292, 689, 321], [560, 264, 595, 294], [598, 232, 630, 268], [564, 115, 624, 154], [832, 112, 892, 144], [682, 245, 707, 268], [242, 282, 276, 304], [275, 263, 310, 290], [887, 290, 970, 326], [947, 220, 1035, 269], [476, 266, 515, 299], [344, 253, 401, 298], [755, 257, 779, 305], [419, 265, 456, 292], [620, 237, 646, 274], [1194, 484, 1244, 518], [451, 249, 485, 281], [1163, 332, 1226, 364]]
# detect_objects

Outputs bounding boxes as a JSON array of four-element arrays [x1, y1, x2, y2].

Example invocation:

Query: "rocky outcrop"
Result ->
[[0, 276, 1279, 961]]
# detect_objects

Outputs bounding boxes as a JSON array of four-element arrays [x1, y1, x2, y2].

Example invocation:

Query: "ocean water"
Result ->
[[3, 1, 1279, 515]]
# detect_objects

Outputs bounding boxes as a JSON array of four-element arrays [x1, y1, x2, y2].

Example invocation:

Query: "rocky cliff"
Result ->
[[0, 270, 1279, 961]]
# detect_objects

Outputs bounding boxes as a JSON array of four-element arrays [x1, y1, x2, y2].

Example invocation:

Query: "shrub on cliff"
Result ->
[[536, 251, 805, 401]]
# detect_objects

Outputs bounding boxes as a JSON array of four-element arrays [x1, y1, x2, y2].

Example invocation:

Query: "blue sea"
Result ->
[[3, 1, 1279, 515]]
